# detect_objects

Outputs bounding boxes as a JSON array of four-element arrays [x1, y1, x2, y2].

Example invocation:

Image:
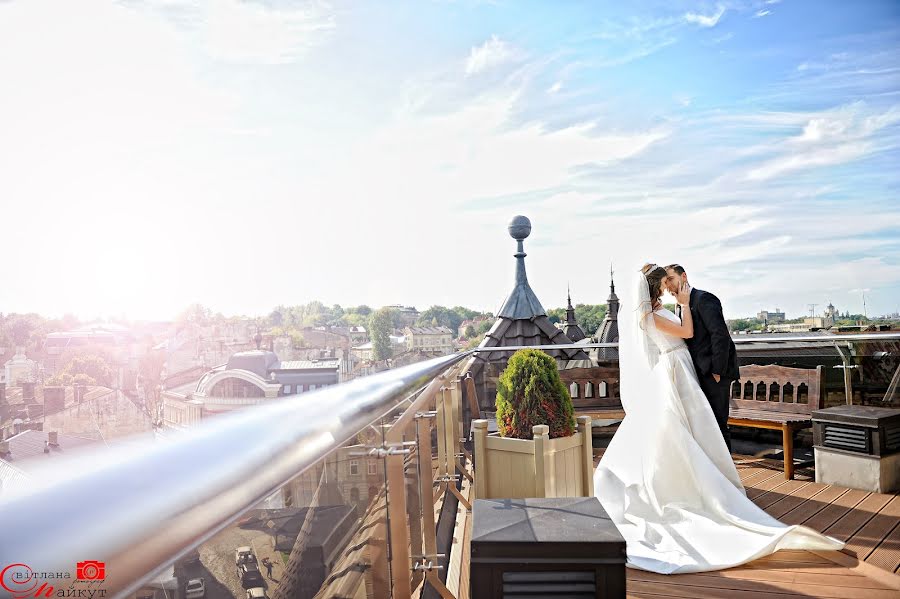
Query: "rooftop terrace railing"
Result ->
[[0, 333, 897, 599]]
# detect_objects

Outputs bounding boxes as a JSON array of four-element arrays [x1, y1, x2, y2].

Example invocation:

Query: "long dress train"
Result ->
[[593, 308, 843, 574]]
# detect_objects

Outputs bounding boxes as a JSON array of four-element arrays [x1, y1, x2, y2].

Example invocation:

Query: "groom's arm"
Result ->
[[698, 294, 731, 378]]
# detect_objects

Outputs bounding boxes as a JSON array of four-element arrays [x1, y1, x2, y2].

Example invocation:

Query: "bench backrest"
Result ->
[[730, 364, 825, 415]]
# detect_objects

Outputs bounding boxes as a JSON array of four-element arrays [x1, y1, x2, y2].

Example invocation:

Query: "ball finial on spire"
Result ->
[[508, 215, 531, 241]]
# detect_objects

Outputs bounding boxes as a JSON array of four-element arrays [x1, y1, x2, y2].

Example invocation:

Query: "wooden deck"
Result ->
[[449, 450, 900, 598]]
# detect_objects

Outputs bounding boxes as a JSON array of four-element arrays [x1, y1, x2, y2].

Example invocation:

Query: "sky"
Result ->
[[0, 0, 898, 321]]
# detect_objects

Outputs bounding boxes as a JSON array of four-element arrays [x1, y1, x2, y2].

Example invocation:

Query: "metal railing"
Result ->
[[0, 351, 472, 598], [0, 333, 897, 599]]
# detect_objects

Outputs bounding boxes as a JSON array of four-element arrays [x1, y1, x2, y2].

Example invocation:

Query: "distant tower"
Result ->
[[594, 264, 620, 361], [563, 284, 586, 342], [824, 302, 838, 327]]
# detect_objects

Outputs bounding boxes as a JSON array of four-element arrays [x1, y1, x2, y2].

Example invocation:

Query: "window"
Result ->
[[209, 377, 265, 398], [569, 382, 579, 398], [585, 382, 594, 398], [309, 384, 317, 391], [598, 381, 608, 397], [349, 460, 359, 476], [283, 385, 292, 395], [367, 461, 377, 475]]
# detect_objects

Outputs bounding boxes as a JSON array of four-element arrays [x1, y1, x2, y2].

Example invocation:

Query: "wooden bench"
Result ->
[[729, 365, 826, 480]]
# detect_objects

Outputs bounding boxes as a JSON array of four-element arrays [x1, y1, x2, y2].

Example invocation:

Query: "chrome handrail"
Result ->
[[0, 351, 472, 598]]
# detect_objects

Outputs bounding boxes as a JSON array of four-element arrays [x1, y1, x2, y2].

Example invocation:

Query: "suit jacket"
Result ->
[[681, 287, 740, 381]]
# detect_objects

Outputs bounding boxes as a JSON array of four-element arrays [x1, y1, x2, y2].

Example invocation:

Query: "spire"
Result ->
[[565, 284, 577, 325], [497, 216, 547, 319], [606, 263, 619, 320]]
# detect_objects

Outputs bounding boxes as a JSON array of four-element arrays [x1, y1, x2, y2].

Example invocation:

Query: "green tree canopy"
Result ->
[[48, 352, 114, 388], [369, 308, 395, 362]]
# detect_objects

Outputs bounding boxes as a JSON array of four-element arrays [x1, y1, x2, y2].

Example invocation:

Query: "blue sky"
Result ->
[[0, 0, 898, 320]]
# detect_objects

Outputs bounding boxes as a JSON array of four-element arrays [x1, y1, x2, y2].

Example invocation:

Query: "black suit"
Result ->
[[678, 287, 740, 450]]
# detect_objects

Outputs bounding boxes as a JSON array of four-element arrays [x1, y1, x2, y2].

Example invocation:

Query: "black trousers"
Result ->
[[698, 373, 732, 451]]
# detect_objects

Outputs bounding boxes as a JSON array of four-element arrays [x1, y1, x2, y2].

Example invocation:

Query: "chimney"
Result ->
[[44, 440, 50, 454], [48, 431, 58, 445]]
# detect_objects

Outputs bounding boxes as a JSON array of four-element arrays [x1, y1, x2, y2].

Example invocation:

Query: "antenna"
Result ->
[[807, 303, 818, 318], [863, 294, 868, 319]]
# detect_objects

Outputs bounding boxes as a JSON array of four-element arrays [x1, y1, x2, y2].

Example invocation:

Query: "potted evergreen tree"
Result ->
[[473, 349, 593, 499]]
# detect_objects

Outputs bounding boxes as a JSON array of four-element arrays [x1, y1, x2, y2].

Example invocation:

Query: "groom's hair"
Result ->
[[666, 264, 685, 275]]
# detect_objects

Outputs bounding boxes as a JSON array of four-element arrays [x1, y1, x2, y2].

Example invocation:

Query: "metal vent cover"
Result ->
[[502, 571, 596, 598], [822, 423, 869, 453]]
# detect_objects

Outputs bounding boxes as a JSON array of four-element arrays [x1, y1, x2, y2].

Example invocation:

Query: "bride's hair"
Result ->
[[641, 263, 667, 308]]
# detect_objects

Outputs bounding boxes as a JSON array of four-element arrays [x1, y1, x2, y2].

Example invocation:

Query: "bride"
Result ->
[[593, 263, 843, 574]]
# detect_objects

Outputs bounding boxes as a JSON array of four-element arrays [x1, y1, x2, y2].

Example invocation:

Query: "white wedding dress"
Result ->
[[593, 273, 843, 574]]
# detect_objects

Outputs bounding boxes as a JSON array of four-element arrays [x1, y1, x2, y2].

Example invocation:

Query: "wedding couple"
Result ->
[[593, 263, 843, 574]]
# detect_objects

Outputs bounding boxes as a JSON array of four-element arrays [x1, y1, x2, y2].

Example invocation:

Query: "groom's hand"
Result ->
[[712, 374, 721, 383]]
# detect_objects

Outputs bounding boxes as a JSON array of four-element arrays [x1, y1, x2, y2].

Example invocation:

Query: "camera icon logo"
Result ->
[[76, 561, 106, 581]]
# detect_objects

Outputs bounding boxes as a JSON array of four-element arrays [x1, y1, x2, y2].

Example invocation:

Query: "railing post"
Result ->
[[578, 416, 593, 496], [473, 420, 488, 499], [386, 434, 412, 599], [416, 413, 439, 558], [533, 424, 549, 498], [436, 387, 449, 477]]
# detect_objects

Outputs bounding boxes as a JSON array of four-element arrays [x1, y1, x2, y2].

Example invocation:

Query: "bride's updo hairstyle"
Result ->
[[641, 263, 667, 308]]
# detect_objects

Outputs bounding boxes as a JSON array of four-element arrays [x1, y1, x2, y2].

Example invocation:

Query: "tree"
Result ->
[[495, 349, 576, 439], [369, 308, 394, 362], [6, 315, 36, 347], [574, 304, 606, 335], [62, 354, 114, 388], [269, 309, 284, 327], [546, 308, 565, 324], [179, 303, 212, 326], [464, 325, 476, 339], [138, 350, 166, 425], [416, 305, 465, 335]]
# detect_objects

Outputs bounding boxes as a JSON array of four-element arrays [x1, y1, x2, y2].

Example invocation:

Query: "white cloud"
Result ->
[[754, 10, 772, 18], [147, 0, 336, 64], [746, 142, 871, 180], [465, 35, 517, 75], [674, 93, 693, 107], [548, 81, 563, 94], [740, 102, 900, 180], [711, 32, 734, 44], [684, 5, 725, 27]]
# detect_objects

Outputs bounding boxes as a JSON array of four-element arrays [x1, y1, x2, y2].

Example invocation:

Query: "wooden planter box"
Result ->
[[473, 416, 593, 499]]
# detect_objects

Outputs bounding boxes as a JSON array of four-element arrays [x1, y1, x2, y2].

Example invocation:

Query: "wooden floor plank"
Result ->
[[864, 519, 900, 575], [627, 579, 810, 599], [844, 495, 900, 563], [843, 495, 900, 558], [823, 492, 895, 543], [747, 470, 793, 500], [691, 566, 889, 589], [779, 485, 850, 525], [764, 481, 830, 519], [753, 479, 812, 510], [628, 568, 898, 598], [799, 488, 871, 531]]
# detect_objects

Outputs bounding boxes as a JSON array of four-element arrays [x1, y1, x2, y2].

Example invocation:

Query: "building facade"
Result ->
[[404, 326, 453, 354]]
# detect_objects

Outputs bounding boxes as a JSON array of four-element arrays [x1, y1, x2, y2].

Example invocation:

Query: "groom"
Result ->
[[665, 264, 740, 451]]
